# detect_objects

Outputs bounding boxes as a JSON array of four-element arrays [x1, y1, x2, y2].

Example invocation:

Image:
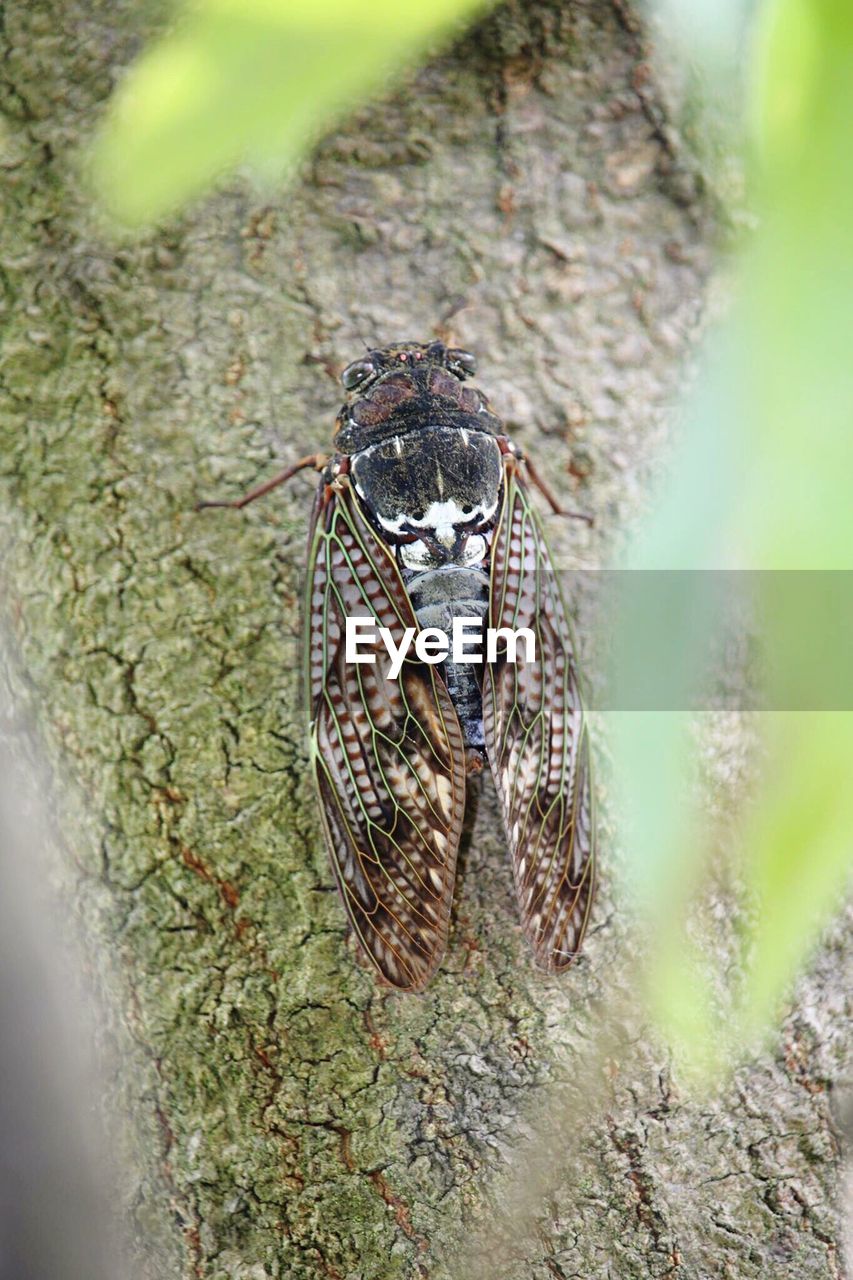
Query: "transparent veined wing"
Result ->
[[482, 457, 595, 970], [306, 476, 466, 991]]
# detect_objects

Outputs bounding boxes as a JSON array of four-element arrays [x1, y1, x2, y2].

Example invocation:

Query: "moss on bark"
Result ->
[[0, 1, 849, 1277]]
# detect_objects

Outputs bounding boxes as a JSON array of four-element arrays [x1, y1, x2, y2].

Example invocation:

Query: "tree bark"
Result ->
[[0, 2, 849, 1278]]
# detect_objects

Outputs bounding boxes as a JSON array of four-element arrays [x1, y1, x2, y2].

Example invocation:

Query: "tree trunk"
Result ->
[[0, 2, 849, 1278]]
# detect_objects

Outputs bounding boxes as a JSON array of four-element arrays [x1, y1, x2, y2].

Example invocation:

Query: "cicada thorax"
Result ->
[[335, 359, 505, 749]]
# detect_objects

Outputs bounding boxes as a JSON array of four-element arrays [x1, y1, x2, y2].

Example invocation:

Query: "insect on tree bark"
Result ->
[[199, 340, 595, 991]]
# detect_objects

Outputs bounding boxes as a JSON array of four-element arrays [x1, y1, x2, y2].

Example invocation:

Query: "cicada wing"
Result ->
[[482, 459, 595, 971], [305, 477, 466, 992]]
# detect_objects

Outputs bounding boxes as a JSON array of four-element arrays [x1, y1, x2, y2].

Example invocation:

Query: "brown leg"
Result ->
[[523, 455, 594, 527], [195, 452, 329, 511]]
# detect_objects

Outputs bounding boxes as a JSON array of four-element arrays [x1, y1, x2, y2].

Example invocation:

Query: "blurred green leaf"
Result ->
[[738, 713, 853, 1032], [620, 0, 853, 1076], [90, 0, 491, 227]]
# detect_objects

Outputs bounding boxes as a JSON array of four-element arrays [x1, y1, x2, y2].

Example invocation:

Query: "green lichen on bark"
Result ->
[[0, 1, 849, 1278]]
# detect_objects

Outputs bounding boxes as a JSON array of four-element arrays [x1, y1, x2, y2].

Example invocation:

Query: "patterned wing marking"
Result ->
[[305, 478, 466, 991], [483, 459, 595, 970]]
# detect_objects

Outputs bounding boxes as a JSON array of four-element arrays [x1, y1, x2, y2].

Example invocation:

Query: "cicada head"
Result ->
[[335, 342, 493, 454], [339, 341, 477, 395]]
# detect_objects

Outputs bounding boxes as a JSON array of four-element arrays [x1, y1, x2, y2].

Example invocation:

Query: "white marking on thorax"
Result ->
[[378, 495, 499, 540], [399, 533, 488, 571]]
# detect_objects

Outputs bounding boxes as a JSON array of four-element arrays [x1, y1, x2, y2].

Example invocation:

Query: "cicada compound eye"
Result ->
[[447, 348, 477, 379], [341, 358, 375, 390]]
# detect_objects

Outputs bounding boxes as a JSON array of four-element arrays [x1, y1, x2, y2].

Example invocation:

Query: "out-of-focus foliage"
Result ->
[[0, 687, 120, 1280], [90, 0, 492, 227], [617, 0, 853, 1079]]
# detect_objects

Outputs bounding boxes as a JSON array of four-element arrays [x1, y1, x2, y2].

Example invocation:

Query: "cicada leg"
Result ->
[[195, 452, 329, 511], [497, 436, 593, 526]]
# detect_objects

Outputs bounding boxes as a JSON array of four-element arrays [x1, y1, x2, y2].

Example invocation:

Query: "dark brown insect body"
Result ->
[[202, 341, 595, 991]]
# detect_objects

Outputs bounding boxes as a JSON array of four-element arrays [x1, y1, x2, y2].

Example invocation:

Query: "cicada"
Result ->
[[200, 341, 595, 991]]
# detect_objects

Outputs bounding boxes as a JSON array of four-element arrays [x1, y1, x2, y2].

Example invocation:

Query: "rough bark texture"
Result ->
[[0, 2, 850, 1279]]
